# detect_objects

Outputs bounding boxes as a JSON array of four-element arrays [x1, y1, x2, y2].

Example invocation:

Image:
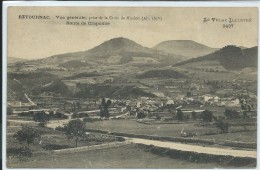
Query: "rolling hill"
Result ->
[[32, 80, 71, 96], [28, 37, 182, 65], [8, 72, 71, 100], [153, 40, 218, 59], [87, 37, 153, 55], [174, 45, 257, 70]]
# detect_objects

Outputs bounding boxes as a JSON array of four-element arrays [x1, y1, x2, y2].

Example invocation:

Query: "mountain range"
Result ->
[[11, 37, 257, 70], [30, 37, 181, 65], [27, 37, 221, 66]]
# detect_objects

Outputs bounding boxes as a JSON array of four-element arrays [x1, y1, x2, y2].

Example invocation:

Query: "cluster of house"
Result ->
[[117, 94, 242, 111], [200, 94, 241, 107], [100, 93, 250, 119]]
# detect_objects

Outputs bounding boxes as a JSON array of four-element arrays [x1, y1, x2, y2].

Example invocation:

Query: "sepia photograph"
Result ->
[[3, 3, 258, 169]]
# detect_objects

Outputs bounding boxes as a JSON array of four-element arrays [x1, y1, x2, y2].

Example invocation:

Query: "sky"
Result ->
[[7, 7, 258, 60]]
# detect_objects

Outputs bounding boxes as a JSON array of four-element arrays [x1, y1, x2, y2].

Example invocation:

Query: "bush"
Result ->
[[215, 120, 229, 133], [224, 109, 240, 119], [137, 111, 146, 119], [33, 111, 50, 127], [55, 126, 65, 131], [201, 110, 213, 122]]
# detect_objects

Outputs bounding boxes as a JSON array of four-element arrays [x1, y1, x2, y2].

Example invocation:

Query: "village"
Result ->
[[8, 80, 257, 126], [6, 79, 258, 168]]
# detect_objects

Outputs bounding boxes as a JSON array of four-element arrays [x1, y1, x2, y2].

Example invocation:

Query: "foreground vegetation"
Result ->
[[7, 119, 124, 162], [8, 144, 255, 168]]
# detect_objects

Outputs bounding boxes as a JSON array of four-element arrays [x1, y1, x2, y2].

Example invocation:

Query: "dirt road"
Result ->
[[130, 138, 257, 158]]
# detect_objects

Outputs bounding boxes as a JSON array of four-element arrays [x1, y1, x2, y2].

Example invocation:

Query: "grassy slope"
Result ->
[[174, 46, 257, 70]]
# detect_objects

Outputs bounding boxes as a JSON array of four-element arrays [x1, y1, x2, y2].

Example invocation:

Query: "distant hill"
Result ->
[[8, 57, 27, 64], [8, 72, 71, 99], [87, 37, 153, 56], [153, 40, 218, 59], [138, 69, 188, 79], [174, 45, 257, 70], [28, 37, 181, 65]]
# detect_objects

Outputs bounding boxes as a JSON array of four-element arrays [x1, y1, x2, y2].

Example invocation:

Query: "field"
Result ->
[[6, 117, 257, 168], [86, 119, 210, 136], [6, 123, 124, 158], [84, 119, 256, 142], [199, 131, 257, 143], [7, 144, 242, 169]]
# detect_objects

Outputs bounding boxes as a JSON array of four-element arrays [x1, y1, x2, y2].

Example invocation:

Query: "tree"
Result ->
[[215, 120, 229, 133], [224, 109, 239, 119], [13, 125, 41, 148], [241, 104, 247, 111], [191, 111, 197, 120], [33, 111, 50, 127], [99, 98, 112, 118], [201, 110, 213, 122], [176, 109, 183, 121], [137, 110, 146, 119], [64, 119, 86, 147]]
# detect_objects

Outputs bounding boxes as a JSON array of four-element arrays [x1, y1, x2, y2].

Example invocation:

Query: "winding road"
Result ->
[[130, 138, 256, 158]]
